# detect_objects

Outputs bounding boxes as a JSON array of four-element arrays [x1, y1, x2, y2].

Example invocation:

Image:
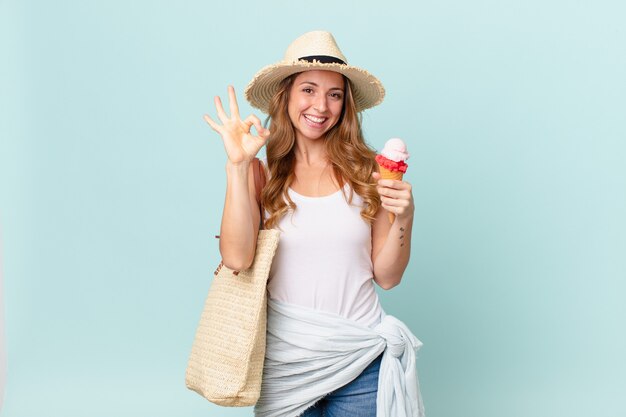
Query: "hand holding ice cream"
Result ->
[[375, 138, 412, 224]]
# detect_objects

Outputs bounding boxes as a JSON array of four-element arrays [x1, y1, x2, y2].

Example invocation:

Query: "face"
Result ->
[[287, 70, 345, 142]]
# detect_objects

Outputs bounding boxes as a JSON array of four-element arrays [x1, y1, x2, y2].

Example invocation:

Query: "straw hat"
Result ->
[[244, 31, 385, 113]]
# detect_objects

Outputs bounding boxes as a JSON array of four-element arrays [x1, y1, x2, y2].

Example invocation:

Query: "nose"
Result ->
[[313, 94, 328, 112]]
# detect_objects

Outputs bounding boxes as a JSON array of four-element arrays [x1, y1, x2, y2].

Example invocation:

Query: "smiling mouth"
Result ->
[[303, 114, 327, 126]]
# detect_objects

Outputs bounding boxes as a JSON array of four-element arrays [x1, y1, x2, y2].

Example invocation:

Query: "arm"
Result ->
[[204, 86, 269, 270], [219, 162, 260, 270], [371, 172, 415, 289]]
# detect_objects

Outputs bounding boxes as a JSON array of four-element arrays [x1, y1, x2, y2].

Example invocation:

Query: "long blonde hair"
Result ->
[[262, 73, 381, 229]]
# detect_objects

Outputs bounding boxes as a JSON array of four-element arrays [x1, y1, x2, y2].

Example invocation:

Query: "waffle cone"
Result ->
[[378, 166, 404, 223]]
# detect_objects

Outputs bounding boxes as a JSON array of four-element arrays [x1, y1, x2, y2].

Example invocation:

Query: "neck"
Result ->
[[294, 137, 328, 167]]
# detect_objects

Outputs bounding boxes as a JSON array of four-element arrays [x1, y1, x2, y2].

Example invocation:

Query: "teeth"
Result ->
[[305, 115, 325, 123]]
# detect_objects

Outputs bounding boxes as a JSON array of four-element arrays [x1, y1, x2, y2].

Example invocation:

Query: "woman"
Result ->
[[204, 31, 424, 417]]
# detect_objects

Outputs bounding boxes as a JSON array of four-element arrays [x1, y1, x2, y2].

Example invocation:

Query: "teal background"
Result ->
[[1, 0, 625, 416]]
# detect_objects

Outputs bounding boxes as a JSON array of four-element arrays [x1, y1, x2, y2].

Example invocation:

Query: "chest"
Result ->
[[277, 188, 372, 253], [291, 164, 340, 197]]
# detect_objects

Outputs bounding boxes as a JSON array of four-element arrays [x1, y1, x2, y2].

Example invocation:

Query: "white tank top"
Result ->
[[267, 184, 383, 328]]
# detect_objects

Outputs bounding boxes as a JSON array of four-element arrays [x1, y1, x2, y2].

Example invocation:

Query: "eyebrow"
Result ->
[[298, 81, 344, 91]]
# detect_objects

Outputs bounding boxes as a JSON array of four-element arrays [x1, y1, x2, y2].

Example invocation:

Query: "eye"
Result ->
[[302, 88, 314, 94], [329, 92, 343, 100]]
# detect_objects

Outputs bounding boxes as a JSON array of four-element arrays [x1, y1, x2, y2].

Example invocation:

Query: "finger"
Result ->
[[243, 114, 268, 137], [203, 114, 222, 133], [377, 179, 411, 190], [228, 85, 240, 119], [380, 195, 411, 208], [377, 186, 411, 200], [214, 96, 228, 122], [372, 172, 381, 182], [380, 200, 400, 214]]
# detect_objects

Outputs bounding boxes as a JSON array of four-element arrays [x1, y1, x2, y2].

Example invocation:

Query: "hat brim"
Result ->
[[244, 60, 385, 114]]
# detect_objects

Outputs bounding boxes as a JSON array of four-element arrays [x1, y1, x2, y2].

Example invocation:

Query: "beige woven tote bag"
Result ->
[[185, 158, 279, 406]]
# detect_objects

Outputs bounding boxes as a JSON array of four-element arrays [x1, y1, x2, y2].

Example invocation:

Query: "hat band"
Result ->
[[298, 55, 346, 65]]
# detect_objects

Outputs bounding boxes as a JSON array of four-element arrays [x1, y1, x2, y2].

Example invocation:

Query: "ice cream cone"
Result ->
[[378, 166, 404, 223], [376, 138, 410, 224]]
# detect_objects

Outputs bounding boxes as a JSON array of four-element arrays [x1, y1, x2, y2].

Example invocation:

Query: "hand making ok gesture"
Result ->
[[203, 85, 270, 165]]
